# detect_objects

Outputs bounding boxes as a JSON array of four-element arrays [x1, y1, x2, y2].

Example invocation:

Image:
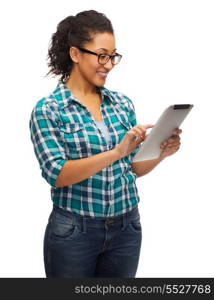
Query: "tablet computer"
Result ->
[[133, 104, 194, 162]]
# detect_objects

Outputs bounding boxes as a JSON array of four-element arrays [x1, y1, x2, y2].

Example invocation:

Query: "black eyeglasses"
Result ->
[[78, 47, 122, 65]]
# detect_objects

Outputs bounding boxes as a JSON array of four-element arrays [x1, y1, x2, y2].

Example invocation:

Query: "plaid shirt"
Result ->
[[29, 81, 141, 217]]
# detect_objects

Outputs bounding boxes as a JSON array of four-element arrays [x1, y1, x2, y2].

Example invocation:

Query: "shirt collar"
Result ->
[[52, 81, 114, 109]]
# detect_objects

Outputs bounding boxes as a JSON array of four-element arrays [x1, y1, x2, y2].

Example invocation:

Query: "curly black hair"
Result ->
[[45, 10, 114, 83]]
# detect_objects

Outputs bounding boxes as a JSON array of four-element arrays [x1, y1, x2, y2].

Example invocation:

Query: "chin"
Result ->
[[95, 83, 105, 88], [94, 79, 106, 87]]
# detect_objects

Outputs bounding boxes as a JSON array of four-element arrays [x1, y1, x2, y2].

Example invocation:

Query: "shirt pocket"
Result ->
[[120, 120, 131, 131], [59, 123, 89, 159], [116, 119, 132, 144]]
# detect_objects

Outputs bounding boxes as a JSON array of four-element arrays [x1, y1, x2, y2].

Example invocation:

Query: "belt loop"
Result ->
[[72, 215, 77, 226], [82, 217, 87, 233], [122, 213, 127, 230]]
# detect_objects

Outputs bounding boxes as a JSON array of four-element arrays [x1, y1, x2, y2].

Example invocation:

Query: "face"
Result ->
[[71, 32, 117, 87]]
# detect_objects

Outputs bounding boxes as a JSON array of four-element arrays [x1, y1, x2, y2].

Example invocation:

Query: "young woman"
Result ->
[[29, 10, 181, 278]]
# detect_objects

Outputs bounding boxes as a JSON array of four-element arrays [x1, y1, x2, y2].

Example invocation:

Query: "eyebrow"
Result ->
[[96, 48, 117, 53]]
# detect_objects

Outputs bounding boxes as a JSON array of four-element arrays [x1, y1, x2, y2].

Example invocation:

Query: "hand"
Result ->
[[114, 124, 154, 159], [159, 128, 182, 160]]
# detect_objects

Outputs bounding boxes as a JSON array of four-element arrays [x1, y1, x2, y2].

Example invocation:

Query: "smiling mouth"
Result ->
[[97, 72, 108, 78]]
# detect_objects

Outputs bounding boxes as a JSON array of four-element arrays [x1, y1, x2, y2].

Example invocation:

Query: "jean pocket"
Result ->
[[128, 218, 142, 233], [49, 212, 80, 240]]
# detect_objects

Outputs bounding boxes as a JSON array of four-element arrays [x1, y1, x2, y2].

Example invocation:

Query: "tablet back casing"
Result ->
[[133, 104, 193, 161]]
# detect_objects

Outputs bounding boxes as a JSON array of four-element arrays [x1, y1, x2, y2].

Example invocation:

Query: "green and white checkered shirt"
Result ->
[[29, 81, 141, 217]]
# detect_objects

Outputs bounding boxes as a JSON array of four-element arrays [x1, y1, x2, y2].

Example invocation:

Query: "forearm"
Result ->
[[55, 149, 121, 187], [132, 156, 165, 178]]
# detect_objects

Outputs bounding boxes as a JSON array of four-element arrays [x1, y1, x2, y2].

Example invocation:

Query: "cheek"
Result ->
[[80, 65, 97, 83], [82, 58, 98, 75]]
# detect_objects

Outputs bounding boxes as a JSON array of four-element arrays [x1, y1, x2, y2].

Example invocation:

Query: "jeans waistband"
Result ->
[[51, 205, 140, 233]]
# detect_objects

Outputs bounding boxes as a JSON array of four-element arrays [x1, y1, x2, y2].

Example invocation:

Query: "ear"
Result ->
[[69, 47, 80, 63]]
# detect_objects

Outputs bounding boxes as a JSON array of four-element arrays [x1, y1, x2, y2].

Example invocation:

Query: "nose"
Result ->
[[104, 58, 114, 70]]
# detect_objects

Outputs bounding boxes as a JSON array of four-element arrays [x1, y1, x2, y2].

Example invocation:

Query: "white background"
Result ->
[[0, 0, 213, 277]]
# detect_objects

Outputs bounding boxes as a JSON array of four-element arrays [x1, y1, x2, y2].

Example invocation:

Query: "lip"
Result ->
[[96, 71, 109, 79]]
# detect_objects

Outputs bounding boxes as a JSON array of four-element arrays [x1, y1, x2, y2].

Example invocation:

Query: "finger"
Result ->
[[132, 130, 143, 141], [133, 127, 145, 136], [128, 131, 139, 140], [133, 125, 152, 139], [130, 129, 145, 142], [172, 128, 182, 136], [162, 136, 180, 145], [161, 139, 173, 146], [164, 140, 181, 147], [167, 147, 180, 154], [169, 137, 180, 144], [165, 144, 181, 152], [161, 141, 180, 150], [142, 124, 155, 130], [165, 144, 180, 149]]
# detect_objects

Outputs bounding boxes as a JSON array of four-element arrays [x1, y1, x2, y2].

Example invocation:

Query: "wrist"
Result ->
[[158, 154, 166, 162], [111, 148, 122, 160]]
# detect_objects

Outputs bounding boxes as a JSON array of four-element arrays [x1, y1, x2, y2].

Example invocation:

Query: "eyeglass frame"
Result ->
[[77, 47, 122, 65]]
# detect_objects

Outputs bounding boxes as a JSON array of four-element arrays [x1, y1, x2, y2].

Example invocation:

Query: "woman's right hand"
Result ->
[[114, 124, 154, 159]]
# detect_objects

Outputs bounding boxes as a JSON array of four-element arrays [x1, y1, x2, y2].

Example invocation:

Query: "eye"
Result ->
[[99, 54, 108, 59], [98, 54, 109, 63]]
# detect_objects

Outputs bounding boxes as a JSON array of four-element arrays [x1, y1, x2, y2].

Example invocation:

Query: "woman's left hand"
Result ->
[[159, 128, 182, 160]]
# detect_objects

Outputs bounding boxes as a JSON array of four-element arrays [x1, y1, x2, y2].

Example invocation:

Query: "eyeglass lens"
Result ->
[[98, 54, 121, 65]]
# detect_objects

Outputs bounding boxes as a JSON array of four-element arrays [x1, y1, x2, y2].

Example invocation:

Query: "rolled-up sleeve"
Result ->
[[29, 103, 67, 187]]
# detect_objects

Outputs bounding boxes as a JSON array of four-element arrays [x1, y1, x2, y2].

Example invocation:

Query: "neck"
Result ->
[[65, 68, 98, 97]]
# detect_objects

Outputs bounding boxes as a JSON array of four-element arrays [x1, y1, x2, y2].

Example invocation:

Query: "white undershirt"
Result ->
[[95, 120, 111, 144]]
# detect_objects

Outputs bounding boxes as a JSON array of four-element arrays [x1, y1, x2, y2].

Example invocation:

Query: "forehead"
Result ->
[[85, 32, 116, 51]]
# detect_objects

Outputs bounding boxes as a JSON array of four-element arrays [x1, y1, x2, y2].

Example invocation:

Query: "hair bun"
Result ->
[[57, 15, 75, 33]]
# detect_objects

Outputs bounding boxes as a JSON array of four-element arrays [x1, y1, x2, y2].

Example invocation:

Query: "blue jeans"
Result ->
[[44, 205, 142, 278]]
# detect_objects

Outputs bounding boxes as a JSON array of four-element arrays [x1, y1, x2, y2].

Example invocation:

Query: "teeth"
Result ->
[[98, 72, 107, 76]]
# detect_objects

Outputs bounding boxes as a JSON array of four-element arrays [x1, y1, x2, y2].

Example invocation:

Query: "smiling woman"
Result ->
[[29, 9, 181, 279]]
